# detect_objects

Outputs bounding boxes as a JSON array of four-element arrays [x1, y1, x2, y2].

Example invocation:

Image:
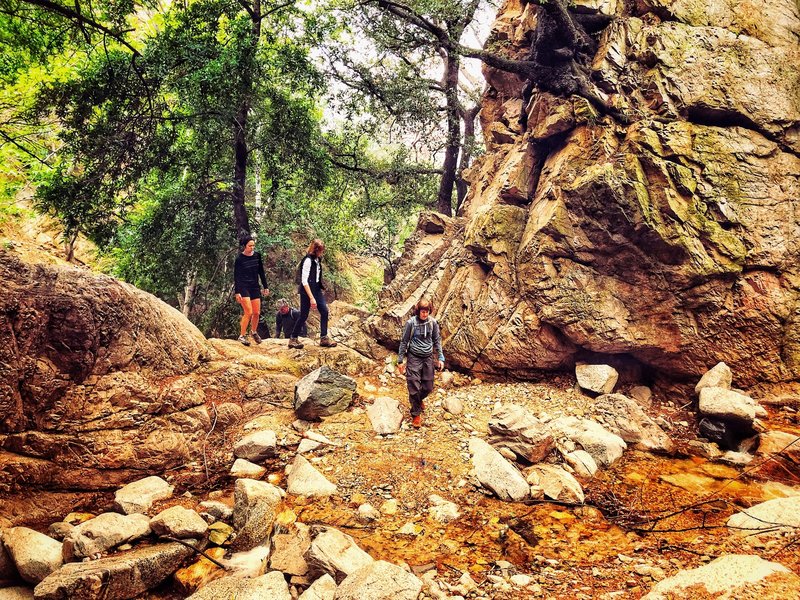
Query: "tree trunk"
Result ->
[[65, 230, 78, 262], [436, 52, 461, 217], [231, 1, 263, 238], [456, 103, 480, 213], [180, 271, 197, 317], [233, 103, 251, 238]]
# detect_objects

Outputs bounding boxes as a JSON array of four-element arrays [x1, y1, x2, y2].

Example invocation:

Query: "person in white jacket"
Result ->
[[289, 239, 337, 349]]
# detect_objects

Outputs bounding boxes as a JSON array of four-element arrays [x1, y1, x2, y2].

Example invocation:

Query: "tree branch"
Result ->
[[19, 0, 141, 56]]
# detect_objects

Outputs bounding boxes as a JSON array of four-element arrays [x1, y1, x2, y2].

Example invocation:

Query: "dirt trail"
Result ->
[[193, 355, 800, 599]]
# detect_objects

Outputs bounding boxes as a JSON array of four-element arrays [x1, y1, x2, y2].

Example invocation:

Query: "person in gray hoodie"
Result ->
[[397, 298, 444, 428]]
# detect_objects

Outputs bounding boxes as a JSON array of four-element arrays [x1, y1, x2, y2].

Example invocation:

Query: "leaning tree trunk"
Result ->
[[436, 52, 461, 217], [456, 102, 480, 212]]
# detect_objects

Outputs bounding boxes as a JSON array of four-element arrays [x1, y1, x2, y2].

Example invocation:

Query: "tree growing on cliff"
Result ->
[[337, 0, 622, 217], [464, 0, 618, 125]]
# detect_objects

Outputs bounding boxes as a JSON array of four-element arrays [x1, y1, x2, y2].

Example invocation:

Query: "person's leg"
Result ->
[[313, 285, 337, 346], [250, 297, 262, 343], [406, 354, 424, 417], [239, 297, 252, 336], [419, 355, 435, 409], [238, 296, 252, 345], [313, 286, 328, 337], [290, 287, 310, 347]]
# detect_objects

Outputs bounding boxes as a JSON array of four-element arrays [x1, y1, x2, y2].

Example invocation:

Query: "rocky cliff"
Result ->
[[371, 0, 800, 388]]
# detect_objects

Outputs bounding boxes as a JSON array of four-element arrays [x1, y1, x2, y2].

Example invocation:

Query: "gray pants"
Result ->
[[406, 353, 434, 416]]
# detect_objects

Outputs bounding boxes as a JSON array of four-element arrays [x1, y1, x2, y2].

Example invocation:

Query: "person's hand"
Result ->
[[235, 293, 242, 302], [398, 363, 406, 375], [262, 288, 270, 297], [310, 299, 317, 309], [435, 360, 443, 371]]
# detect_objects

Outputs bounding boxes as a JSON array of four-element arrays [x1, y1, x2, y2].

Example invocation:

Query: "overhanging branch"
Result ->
[[19, 0, 141, 57]]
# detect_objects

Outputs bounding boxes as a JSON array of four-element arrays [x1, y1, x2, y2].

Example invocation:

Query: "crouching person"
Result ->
[[397, 298, 444, 428]]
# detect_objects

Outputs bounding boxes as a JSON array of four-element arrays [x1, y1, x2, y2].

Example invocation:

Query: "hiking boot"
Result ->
[[251, 332, 263, 344], [411, 414, 422, 428], [319, 336, 338, 348], [237, 335, 250, 346], [288, 337, 304, 349]]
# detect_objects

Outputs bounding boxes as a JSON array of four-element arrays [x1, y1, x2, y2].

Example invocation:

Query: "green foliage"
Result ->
[[0, 0, 462, 335]]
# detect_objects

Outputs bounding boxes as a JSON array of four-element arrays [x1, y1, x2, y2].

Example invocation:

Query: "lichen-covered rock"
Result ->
[[35, 542, 194, 600], [294, 366, 357, 420], [2, 528, 61, 584], [335, 560, 423, 600], [185, 571, 291, 600], [62, 513, 151, 560], [366, 0, 800, 390], [642, 554, 800, 599], [231, 479, 283, 551], [468, 438, 530, 501], [305, 527, 373, 583], [149, 506, 208, 539]]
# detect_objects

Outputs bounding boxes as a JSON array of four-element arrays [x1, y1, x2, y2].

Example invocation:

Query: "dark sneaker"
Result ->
[[412, 415, 422, 428], [251, 332, 263, 344], [237, 335, 250, 346], [320, 336, 338, 348], [288, 338, 304, 349]]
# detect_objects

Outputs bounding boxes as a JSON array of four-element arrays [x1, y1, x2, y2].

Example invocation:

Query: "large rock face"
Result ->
[[370, 0, 800, 387], [0, 250, 214, 492]]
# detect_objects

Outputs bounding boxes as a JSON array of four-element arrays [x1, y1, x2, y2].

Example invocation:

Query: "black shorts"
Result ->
[[238, 287, 261, 299]]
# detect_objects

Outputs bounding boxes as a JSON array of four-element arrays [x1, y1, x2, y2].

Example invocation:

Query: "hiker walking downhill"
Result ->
[[289, 238, 337, 349], [397, 298, 444, 428], [234, 235, 270, 346]]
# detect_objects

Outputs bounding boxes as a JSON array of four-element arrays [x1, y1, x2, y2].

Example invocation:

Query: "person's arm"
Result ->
[[233, 254, 242, 299], [275, 312, 283, 338], [433, 320, 444, 369], [397, 320, 413, 373], [257, 253, 269, 296], [300, 257, 315, 307]]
